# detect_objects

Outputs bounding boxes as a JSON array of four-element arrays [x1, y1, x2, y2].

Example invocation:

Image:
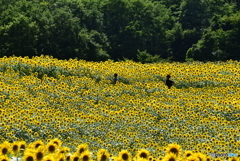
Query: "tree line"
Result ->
[[0, 0, 240, 62]]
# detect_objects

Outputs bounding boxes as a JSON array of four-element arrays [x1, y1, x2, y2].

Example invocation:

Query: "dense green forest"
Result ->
[[0, 0, 240, 62]]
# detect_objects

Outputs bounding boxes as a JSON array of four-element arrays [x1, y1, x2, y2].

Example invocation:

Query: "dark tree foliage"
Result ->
[[0, 0, 240, 62]]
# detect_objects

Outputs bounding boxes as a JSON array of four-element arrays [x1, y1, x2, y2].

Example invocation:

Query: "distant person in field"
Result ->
[[112, 73, 118, 84], [165, 75, 174, 89]]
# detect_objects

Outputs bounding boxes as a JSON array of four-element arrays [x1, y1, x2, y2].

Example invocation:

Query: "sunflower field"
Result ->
[[0, 56, 239, 161]]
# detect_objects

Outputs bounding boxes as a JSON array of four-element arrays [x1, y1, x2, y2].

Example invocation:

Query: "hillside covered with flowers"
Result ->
[[0, 56, 239, 161]]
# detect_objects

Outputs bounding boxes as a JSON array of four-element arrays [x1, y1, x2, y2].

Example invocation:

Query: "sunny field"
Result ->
[[0, 56, 239, 161]]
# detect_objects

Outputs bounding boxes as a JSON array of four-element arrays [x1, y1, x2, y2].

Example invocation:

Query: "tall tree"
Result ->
[[101, 0, 172, 60], [186, 3, 240, 61], [0, 6, 39, 57]]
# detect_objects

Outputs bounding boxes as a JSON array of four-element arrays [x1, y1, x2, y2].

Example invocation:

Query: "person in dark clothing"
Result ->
[[165, 75, 174, 89], [112, 73, 118, 84]]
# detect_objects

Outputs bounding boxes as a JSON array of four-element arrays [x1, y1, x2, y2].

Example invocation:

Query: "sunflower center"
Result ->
[[101, 154, 107, 161], [66, 156, 71, 161], [140, 152, 147, 158], [35, 143, 41, 149], [170, 148, 178, 155], [79, 148, 84, 154], [48, 145, 55, 152], [20, 145, 26, 151], [169, 158, 176, 161], [13, 145, 18, 151], [36, 152, 44, 160], [2, 148, 8, 155], [186, 154, 191, 157], [2, 159, 7, 161], [26, 156, 34, 161], [83, 155, 89, 161], [122, 153, 129, 160], [73, 157, 79, 161]]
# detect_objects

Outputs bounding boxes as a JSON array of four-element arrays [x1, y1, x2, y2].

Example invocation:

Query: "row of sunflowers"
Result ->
[[0, 138, 234, 161]]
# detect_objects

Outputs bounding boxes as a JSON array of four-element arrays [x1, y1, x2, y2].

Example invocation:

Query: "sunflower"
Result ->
[[228, 158, 239, 161], [162, 153, 177, 161], [152, 157, 157, 161], [32, 140, 44, 149], [58, 156, 64, 161], [0, 141, 10, 155], [50, 138, 62, 147], [81, 150, 91, 161], [194, 153, 206, 161], [35, 149, 45, 161], [23, 153, 36, 161], [184, 151, 194, 158], [166, 143, 182, 157], [97, 149, 110, 161], [71, 153, 80, 161], [59, 147, 70, 154], [76, 144, 88, 155], [19, 141, 27, 152], [118, 150, 132, 161], [0, 155, 10, 161], [10, 142, 20, 154], [46, 143, 57, 153], [66, 154, 72, 161], [206, 157, 211, 161], [136, 149, 150, 159], [149, 156, 154, 161], [43, 154, 55, 161]]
